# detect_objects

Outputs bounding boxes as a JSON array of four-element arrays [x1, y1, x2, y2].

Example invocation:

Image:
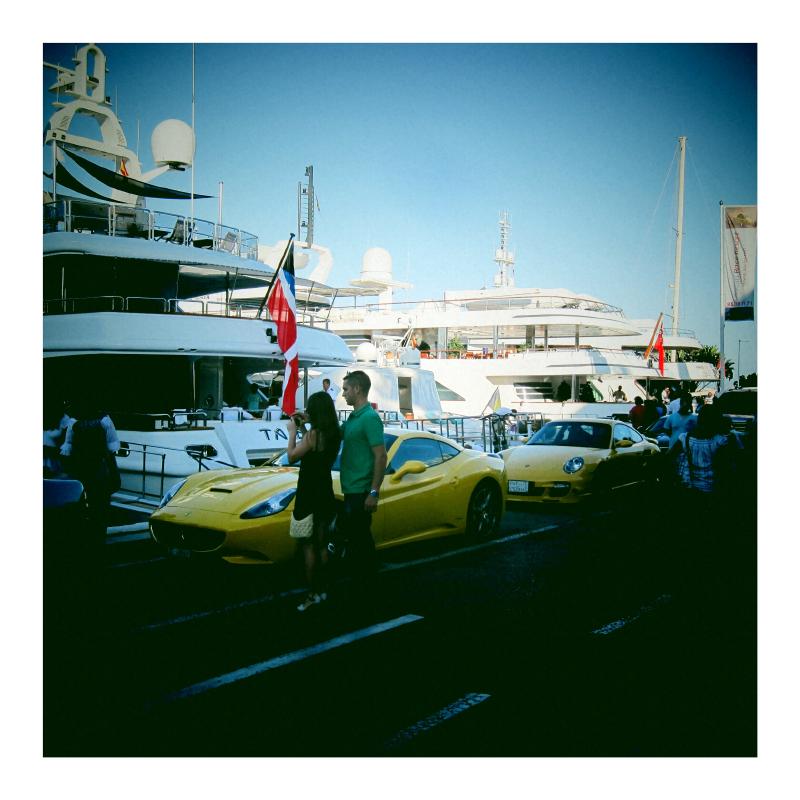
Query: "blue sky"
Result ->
[[43, 42, 757, 374]]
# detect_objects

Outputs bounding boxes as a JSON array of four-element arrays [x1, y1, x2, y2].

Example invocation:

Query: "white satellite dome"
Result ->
[[151, 119, 195, 168], [354, 342, 379, 362], [360, 247, 393, 282]]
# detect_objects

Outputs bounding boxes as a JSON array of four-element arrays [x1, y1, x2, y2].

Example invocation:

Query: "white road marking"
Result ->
[[383, 692, 491, 750], [591, 594, 672, 635], [382, 525, 559, 572], [159, 614, 424, 705], [136, 590, 299, 631], [109, 512, 589, 570]]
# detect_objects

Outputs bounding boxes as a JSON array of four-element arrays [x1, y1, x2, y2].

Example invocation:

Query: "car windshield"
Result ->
[[527, 421, 611, 449]]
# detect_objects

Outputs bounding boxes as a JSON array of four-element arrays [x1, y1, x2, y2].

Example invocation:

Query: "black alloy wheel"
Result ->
[[466, 480, 501, 541]]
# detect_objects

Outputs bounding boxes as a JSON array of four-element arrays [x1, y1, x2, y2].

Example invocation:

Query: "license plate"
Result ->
[[508, 480, 530, 493], [168, 547, 192, 559]]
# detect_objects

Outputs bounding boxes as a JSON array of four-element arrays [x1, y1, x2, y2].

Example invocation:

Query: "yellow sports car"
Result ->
[[502, 418, 660, 504], [149, 428, 506, 564]]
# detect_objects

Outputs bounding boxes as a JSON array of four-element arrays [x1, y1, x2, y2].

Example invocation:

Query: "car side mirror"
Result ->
[[614, 439, 633, 449], [390, 460, 427, 482]]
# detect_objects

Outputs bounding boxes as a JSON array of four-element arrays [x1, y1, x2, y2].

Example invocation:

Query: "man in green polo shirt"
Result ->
[[338, 370, 387, 576]]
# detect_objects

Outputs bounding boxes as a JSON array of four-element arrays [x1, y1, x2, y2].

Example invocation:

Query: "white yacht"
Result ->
[[323, 213, 718, 418], [43, 44, 355, 506]]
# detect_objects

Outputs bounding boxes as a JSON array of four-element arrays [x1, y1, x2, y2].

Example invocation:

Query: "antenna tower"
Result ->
[[297, 165, 315, 246], [493, 211, 515, 287]]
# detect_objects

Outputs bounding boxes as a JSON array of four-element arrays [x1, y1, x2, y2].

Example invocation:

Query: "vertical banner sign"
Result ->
[[722, 205, 757, 321]]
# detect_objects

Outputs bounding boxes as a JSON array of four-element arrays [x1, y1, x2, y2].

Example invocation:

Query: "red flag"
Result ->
[[120, 160, 128, 177], [655, 326, 665, 376], [267, 242, 298, 415]]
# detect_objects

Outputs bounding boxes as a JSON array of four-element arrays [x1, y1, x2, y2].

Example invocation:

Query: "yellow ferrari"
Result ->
[[149, 428, 506, 564], [502, 417, 660, 504]]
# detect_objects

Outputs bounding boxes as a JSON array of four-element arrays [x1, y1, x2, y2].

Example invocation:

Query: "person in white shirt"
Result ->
[[322, 378, 338, 401]]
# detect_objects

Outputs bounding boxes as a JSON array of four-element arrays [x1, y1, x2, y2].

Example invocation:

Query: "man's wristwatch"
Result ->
[[369, 489, 379, 499]]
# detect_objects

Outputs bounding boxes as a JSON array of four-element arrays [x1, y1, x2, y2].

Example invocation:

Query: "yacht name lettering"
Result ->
[[259, 427, 288, 442]]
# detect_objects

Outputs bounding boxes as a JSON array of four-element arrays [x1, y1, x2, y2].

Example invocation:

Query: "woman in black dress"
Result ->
[[287, 391, 341, 611]]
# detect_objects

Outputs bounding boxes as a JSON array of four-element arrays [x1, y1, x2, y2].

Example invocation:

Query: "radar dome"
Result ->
[[354, 342, 379, 362], [360, 247, 393, 282], [151, 119, 195, 168]]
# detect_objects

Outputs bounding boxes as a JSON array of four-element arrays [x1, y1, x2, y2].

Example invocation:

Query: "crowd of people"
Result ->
[[626, 387, 756, 524]]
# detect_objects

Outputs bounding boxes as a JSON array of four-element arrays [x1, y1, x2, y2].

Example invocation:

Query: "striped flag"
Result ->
[[120, 160, 129, 177], [267, 241, 299, 415], [655, 325, 665, 376]]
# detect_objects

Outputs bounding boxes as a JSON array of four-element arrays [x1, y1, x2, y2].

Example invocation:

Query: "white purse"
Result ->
[[289, 512, 314, 539]]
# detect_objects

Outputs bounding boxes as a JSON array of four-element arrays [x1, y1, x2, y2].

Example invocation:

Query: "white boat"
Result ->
[[322, 212, 718, 419], [43, 44, 355, 507]]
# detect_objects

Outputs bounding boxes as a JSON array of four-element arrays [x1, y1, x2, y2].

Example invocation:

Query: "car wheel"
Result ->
[[466, 480, 501, 541]]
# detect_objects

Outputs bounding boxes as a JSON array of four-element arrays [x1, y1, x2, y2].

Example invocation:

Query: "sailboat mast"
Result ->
[[670, 136, 687, 359]]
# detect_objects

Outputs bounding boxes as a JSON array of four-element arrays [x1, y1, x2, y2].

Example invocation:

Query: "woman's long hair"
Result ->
[[305, 391, 341, 462]]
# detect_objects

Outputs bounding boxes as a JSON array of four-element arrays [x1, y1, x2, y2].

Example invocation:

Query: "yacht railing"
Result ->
[[329, 293, 624, 317], [43, 293, 329, 327], [116, 438, 239, 500], [43, 199, 259, 260]]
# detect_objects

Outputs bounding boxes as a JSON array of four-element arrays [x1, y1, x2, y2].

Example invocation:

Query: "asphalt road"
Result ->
[[43, 490, 756, 757]]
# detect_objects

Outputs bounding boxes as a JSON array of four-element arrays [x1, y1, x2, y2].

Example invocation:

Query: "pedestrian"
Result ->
[[628, 396, 646, 430], [322, 377, 338, 401], [661, 386, 671, 405], [336, 370, 387, 587], [43, 399, 73, 477], [667, 389, 683, 415], [287, 391, 342, 612], [642, 398, 659, 429], [612, 385, 627, 402], [667, 404, 733, 602], [670, 404, 730, 497], [245, 384, 263, 417], [663, 393, 697, 450], [60, 402, 121, 555]]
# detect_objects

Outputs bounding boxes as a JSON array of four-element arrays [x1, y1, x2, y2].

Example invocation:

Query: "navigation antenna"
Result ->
[[493, 211, 515, 288], [297, 165, 315, 246]]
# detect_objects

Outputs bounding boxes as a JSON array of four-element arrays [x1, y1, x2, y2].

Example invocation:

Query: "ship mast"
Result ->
[[493, 211, 515, 288], [670, 136, 687, 359]]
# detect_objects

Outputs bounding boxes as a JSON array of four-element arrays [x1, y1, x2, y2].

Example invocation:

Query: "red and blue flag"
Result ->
[[267, 241, 299, 415]]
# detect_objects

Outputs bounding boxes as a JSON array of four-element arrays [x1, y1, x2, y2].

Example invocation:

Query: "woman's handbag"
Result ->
[[289, 511, 314, 539]]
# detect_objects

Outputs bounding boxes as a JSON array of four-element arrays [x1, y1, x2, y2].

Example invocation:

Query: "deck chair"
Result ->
[[163, 218, 192, 244], [219, 231, 238, 253]]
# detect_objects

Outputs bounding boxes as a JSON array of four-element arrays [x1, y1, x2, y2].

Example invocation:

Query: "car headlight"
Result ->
[[240, 488, 297, 519], [563, 456, 585, 474], [157, 478, 188, 509]]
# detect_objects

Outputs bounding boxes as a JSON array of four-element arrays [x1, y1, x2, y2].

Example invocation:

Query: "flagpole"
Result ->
[[719, 201, 726, 393], [257, 234, 295, 318], [643, 312, 664, 360], [190, 43, 195, 234]]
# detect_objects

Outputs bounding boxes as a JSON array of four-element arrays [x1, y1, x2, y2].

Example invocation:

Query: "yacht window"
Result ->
[[435, 381, 465, 402]]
